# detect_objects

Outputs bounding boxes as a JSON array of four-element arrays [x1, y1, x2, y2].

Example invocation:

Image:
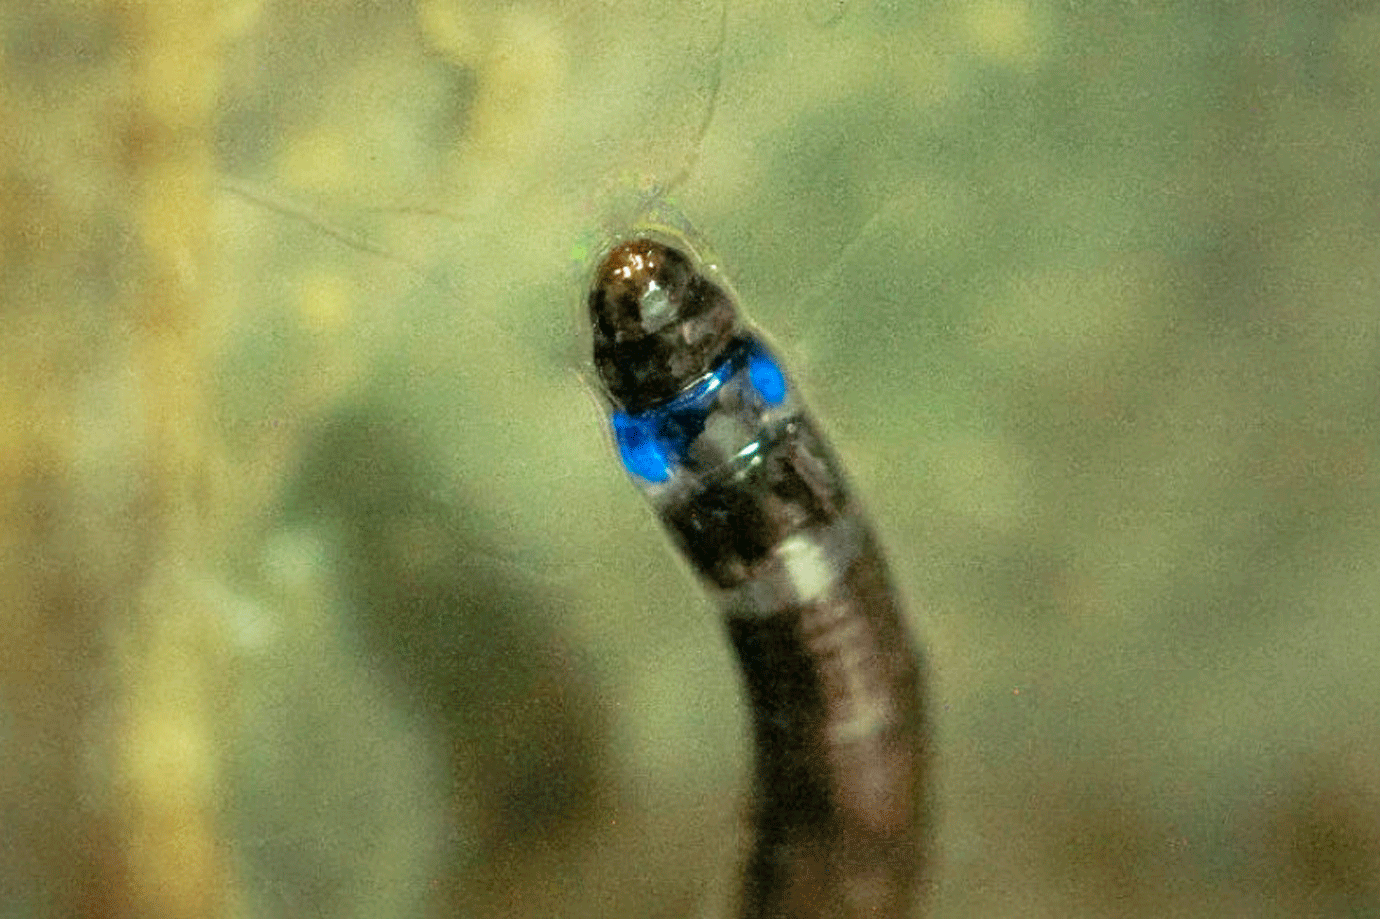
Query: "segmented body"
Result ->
[[588, 235, 929, 918]]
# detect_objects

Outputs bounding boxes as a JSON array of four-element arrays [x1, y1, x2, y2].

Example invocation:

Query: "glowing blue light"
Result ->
[[747, 345, 787, 406], [612, 411, 673, 483]]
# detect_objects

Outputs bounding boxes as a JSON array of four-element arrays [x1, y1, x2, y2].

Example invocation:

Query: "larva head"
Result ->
[[588, 238, 740, 413]]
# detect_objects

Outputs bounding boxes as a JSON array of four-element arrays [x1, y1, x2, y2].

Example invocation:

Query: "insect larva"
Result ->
[[588, 233, 930, 918]]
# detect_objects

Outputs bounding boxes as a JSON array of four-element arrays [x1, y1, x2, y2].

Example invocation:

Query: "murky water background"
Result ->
[[7, 1, 1380, 916]]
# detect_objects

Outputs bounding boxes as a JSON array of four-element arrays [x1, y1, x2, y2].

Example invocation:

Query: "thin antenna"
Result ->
[[660, 0, 731, 198], [219, 178, 427, 274]]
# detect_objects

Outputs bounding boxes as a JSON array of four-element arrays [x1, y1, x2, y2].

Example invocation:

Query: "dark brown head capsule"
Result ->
[[588, 238, 740, 413]]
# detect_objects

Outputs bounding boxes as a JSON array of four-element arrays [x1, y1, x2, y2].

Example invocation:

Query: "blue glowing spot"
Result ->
[[747, 346, 787, 406], [612, 411, 673, 483]]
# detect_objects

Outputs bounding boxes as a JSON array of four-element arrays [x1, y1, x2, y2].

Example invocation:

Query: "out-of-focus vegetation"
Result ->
[[6, 1, 1380, 916]]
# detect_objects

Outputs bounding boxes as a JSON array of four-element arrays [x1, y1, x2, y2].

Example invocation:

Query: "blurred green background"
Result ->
[[6, 0, 1380, 916]]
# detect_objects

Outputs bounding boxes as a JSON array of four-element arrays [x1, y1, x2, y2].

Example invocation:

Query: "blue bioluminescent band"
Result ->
[[611, 338, 789, 483]]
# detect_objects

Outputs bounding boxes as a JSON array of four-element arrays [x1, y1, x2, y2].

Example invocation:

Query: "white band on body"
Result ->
[[719, 513, 865, 618]]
